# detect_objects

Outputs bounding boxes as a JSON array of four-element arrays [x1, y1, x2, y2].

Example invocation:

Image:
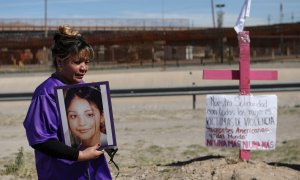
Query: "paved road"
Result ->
[[0, 62, 299, 93]]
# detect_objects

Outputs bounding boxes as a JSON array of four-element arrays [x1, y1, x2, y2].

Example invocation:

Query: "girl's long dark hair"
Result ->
[[65, 86, 103, 114]]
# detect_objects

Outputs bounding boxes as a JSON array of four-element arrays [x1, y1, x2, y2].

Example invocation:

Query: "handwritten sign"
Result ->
[[205, 94, 277, 150]]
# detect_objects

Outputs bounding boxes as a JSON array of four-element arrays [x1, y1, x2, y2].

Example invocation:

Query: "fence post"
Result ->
[[192, 94, 196, 109]]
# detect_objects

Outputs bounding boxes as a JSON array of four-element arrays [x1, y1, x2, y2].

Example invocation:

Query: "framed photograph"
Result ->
[[55, 81, 117, 150]]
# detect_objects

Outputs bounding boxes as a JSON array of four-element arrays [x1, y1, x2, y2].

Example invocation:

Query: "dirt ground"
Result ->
[[0, 63, 299, 179]]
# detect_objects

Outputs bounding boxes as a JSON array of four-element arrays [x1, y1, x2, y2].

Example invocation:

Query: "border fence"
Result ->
[[0, 18, 191, 31], [0, 19, 300, 71]]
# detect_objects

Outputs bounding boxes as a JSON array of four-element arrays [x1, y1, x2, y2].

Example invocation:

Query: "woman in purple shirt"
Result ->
[[23, 25, 112, 180]]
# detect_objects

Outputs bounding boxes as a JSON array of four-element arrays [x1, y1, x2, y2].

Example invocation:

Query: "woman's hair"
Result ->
[[51, 25, 94, 68]]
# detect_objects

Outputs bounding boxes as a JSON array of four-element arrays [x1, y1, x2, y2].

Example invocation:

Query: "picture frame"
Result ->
[[55, 81, 117, 150]]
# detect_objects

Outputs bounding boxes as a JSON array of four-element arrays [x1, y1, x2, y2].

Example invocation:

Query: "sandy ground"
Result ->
[[0, 63, 299, 179]]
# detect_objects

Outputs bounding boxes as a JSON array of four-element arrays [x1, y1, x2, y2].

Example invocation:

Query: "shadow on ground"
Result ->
[[268, 162, 300, 171], [165, 155, 224, 167]]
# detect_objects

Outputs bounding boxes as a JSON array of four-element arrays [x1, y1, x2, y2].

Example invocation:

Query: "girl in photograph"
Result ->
[[64, 86, 107, 148], [23, 25, 112, 179]]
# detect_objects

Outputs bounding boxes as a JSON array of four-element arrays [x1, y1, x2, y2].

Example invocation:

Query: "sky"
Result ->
[[0, 0, 299, 28]]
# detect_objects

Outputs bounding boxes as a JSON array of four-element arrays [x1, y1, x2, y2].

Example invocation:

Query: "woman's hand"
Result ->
[[77, 144, 104, 161]]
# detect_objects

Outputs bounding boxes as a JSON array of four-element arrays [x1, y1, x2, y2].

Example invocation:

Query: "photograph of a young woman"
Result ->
[[64, 86, 108, 149]]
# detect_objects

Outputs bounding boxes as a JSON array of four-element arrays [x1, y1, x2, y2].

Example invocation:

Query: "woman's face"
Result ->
[[57, 53, 89, 84], [67, 96, 101, 142]]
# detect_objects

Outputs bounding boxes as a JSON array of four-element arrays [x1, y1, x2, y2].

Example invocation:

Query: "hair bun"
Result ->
[[52, 25, 94, 67], [58, 25, 81, 37]]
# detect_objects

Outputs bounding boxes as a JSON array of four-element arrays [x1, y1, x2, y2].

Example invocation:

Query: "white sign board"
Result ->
[[205, 95, 277, 150]]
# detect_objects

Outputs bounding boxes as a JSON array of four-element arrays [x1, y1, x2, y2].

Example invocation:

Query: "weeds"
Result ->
[[1, 147, 37, 179], [3, 147, 24, 174]]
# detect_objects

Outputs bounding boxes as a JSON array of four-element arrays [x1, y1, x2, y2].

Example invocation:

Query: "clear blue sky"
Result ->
[[0, 0, 299, 27]]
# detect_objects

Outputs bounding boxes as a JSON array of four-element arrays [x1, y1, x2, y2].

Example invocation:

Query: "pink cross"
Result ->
[[203, 31, 278, 161]]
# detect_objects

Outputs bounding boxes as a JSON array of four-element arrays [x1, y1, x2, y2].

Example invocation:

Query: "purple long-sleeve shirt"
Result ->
[[23, 74, 112, 180]]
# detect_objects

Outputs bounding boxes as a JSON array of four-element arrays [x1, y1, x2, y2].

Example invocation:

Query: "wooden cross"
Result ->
[[203, 31, 278, 161]]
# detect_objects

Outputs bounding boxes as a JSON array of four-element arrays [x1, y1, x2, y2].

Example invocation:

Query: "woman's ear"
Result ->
[[56, 58, 64, 70]]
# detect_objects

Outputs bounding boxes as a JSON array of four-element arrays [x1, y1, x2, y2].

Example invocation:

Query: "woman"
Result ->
[[64, 86, 107, 148], [23, 25, 112, 179]]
